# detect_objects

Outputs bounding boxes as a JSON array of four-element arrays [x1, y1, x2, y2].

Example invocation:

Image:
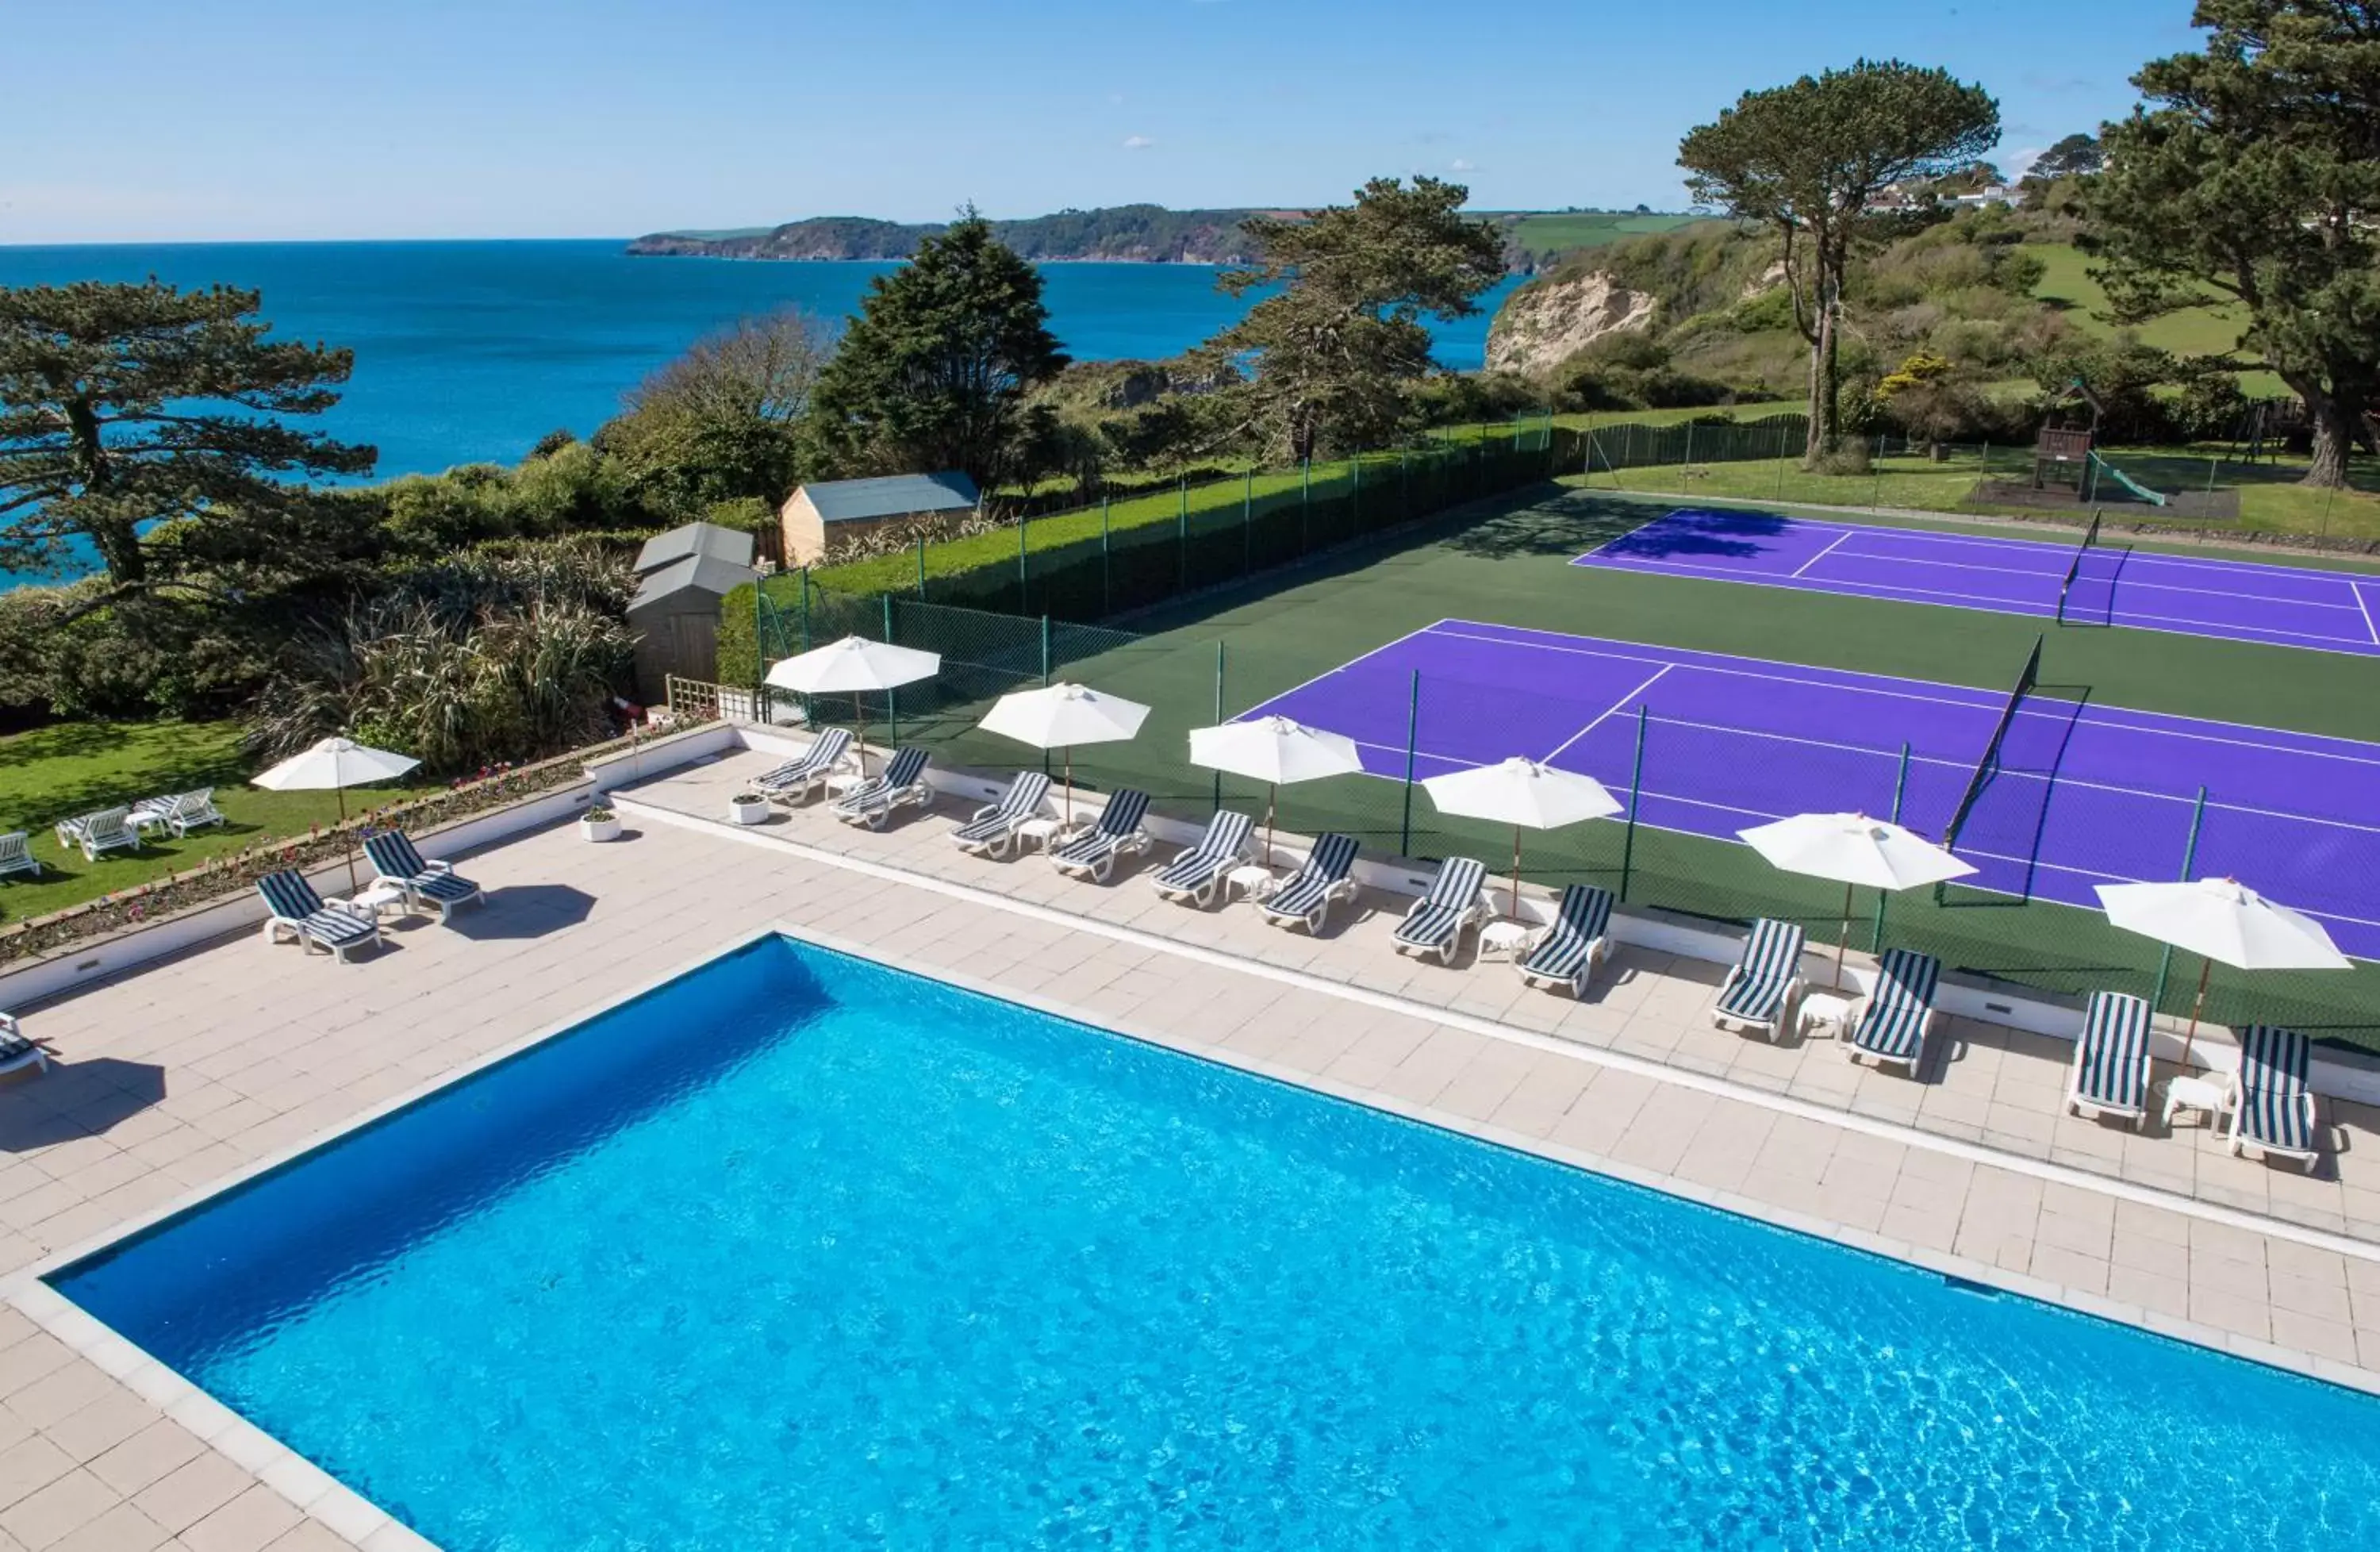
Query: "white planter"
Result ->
[[727, 797, 771, 827], [580, 815, 622, 843]]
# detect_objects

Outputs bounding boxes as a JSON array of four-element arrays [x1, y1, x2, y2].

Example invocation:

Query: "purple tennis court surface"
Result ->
[[1572, 508, 2380, 658], [1246, 620, 2380, 959]]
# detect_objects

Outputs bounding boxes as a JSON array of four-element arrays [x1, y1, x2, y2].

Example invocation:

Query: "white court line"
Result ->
[[1839, 542, 2369, 612], [1789, 530, 1856, 578], [1576, 555, 2380, 653], [1234, 620, 1447, 718], [2356, 581, 2380, 647], [1543, 666, 1673, 762]]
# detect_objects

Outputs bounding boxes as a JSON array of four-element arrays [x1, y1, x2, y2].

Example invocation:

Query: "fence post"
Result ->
[[881, 592, 892, 643], [1211, 640, 1226, 810], [1350, 455, 1361, 529], [1177, 477, 1189, 592], [916, 536, 927, 600], [1017, 511, 1028, 604], [1299, 459, 1311, 553], [1040, 614, 1051, 687], [798, 567, 812, 653], [1873, 742, 1912, 951], [750, 578, 765, 690], [2150, 787, 2210, 1010], [1683, 421, 1694, 471], [1401, 448, 1411, 519], [1100, 496, 1111, 617], [881, 594, 899, 738], [1619, 706, 1649, 901], [1399, 670, 1421, 857]]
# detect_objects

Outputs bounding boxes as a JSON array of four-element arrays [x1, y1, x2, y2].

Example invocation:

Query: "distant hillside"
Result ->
[[628, 206, 1267, 263], [629, 204, 1698, 269]]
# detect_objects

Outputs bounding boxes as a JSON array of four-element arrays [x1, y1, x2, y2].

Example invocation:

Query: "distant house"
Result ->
[[777, 472, 980, 567], [626, 521, 758, 703]]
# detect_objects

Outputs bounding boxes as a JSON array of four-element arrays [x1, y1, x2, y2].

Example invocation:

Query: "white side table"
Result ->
[[345, 881, 413, 921], [1226, 863, 1277, 902], [1478, 920, 1536, 961], [2163, 1074, 2231, 1131], [1798, 992, 1855, 1039], [823, 770, 868, 798], [1015, 816, 1067, 855]]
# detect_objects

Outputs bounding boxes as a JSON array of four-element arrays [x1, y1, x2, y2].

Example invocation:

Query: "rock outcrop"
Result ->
[[1484, 271, 1657, 375]]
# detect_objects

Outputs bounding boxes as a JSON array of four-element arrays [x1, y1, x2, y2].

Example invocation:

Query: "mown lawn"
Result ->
[[2022, 243, 2284, 395], [0, 720, 443, 920]]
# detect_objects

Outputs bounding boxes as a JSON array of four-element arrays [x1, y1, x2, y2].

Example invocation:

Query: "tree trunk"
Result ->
[[1803, 267, 1840, 467], [2294, 375, 2354, 489], [86, 516, 146, 585]]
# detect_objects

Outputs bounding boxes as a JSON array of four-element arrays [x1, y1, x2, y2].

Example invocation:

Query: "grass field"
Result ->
[[0, 721, 442, 920], [1504, 211, 1702, 254], [869, 486, 2380, 1046], [2022, 243, 2285, 396]]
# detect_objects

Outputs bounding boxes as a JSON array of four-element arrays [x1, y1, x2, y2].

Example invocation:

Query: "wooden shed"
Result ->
[[626, 522, 758, 702], [778, 472, 979, 566]]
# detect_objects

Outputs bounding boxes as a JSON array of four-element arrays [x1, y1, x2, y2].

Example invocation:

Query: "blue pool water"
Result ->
[[54, 935, 2380, 1550]]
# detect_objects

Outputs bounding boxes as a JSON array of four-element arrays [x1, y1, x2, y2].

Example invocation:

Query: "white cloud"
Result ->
[[1123, 135, 1155, 150], [1449, 158, 1476, 172]]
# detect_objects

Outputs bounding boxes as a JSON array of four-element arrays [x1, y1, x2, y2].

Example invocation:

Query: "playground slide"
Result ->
[[2086, 451, 2168, 507]]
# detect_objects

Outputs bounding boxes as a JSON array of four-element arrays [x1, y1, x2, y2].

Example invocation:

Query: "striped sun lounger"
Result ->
[[1518, 884, 1616, 997], [1258, 833, 1361, 934], [1711, 918, 1806, 1039], [255, 870, 382, 962], [756, 727, 854, 804], [364, 830, 485, 921], [0, 1013, 48, 1079], [950, 770, 1051, 858], [2067, 990, 2153, 1128], [69, 807, 139, 863], [1847, 948, 1944, 1075], [1050, 789, 1153, 882], [1150, 810, 1254, 909], [831, 746, 932, 829], [2227, 1024, 2320, 1171], [1391, 856, 1489, 966]]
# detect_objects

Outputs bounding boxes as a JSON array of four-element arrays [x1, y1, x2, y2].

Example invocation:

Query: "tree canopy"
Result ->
[[808, 212, 1067, 492], [1678, 60, 2001, 463], [2031, 132, 2106, 179], [598, 306, 831, 514], [2090, 0, 2380, 486], [1200, 176, 1506, 463], [0, 280, 374, 589]]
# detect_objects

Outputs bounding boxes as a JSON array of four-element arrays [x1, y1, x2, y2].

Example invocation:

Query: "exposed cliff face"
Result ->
[[625, 207, 1264, 263], [1484, 271, 1657, 375]]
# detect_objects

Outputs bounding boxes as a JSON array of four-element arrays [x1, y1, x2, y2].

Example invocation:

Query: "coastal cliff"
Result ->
[[628, 206, 1269, 263], [1484, 270, 1657, 375]]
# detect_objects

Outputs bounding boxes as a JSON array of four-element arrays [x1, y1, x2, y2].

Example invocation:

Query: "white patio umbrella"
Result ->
[[977, 682, 1151, 824], [251, 736, 422, 893], [2094, 877, 2352, 1070], [1422, 756, 1623, 917], [1188, 716, 1365, 867], [764, 635, 941, 778], [1737, 812, 1976, 987]]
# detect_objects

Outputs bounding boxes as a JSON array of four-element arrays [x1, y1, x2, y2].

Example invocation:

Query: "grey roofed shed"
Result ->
[[634, 521, 755, 575], [802, 471, 979, 524], [624, 522, 760, 704]]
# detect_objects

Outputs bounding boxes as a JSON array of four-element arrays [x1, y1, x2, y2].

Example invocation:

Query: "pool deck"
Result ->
[[0, 742, 2376, 1550]]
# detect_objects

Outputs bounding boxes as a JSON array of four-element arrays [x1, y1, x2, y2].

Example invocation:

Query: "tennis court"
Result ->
[[1572, 508, 2380, 658], [1244, 619, 2380, 960]]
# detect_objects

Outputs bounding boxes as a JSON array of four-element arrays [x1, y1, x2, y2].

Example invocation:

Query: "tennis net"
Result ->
[[1941, 633, 2044, 851], [2053, 509, 2102, 624]]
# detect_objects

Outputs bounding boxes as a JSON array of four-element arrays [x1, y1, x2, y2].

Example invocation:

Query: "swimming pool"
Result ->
[[52, 934, 2380, 1550]]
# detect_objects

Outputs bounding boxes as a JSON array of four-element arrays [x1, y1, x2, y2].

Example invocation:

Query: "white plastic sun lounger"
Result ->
[[1846, 947, 1943, 1076], [1517, 883, 1616, 997], [1390, 855, 1489, 966], [1710, 918, 1806, 1039], [364, 829, 485, 921], [0, 1013, 48, 1080], [256, 870, 383, 962], [1049, 789, 1154, 883], [2066, 990, 2153, 1128], [71, 807, 139, 863], [757, 727, 854, 805], [2227, 1024, 2321, 1172], [0, 832, 40, 881], [950, 770, 1052, 858], [1257, 832, 1361, 934], [1150, 810, 1253, 909], [830, 747, 932, 830]]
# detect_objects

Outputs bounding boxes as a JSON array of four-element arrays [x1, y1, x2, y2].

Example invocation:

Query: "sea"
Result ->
[[0, 240, 1515, 589]]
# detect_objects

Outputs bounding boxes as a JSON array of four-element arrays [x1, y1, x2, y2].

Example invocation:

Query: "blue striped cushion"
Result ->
[[1155, 811, 1253, 889], [1395, 901, 1463, 947], [413, 871, 478, 903], [2236, 1024, 2313, 1153], [1716, 919, 1804, 1021], [1522, 885, 1615, 982], [374, 830, 432, 878], [1052, 789, 1150, 866], [2074, 991, 2152, 1112], [756, 728, 854, 789], [1266, 833, 1359, 919], [303, 909, 376, 946], [257, 870, 324, 920], [955, 772, 1050, 843], [1852, 949, 1942, 1060], [1396, 858, 1485, 947]]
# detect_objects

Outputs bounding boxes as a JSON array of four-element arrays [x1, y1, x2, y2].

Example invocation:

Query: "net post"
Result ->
[[1875, 741, 1913, 951], [1621, 705, 1649, 901], [1399, 670, 1421, 857], [2151, 786, 2210, 1011], [1211, 640, 1226, 811]]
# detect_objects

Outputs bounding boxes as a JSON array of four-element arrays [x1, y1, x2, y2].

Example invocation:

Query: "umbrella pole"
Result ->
[[2178, 955, 2213, 1072], [1064, 747, 1073, 828], [339, 784, 358, 896], [1835, 880, 1854, 989], [1511, 824, 1523, 920], [1265, 782, 1278, 870], [853, 691, 869, 779]]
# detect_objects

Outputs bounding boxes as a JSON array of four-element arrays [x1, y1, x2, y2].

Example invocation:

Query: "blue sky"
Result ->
[[4, 0, 2198, 243]]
